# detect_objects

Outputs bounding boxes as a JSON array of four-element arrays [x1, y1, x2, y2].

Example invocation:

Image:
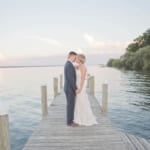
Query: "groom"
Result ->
[[64, 51, 78, 127]]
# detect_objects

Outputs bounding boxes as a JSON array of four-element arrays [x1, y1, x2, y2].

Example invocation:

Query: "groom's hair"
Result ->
[[68, 51, 77, 56]]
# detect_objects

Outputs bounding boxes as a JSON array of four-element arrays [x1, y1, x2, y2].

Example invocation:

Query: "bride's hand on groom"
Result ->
[[76, 89, 81, 94]]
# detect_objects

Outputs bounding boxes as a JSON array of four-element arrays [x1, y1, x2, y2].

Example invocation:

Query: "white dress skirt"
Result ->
[[74, 69, 98, 126]]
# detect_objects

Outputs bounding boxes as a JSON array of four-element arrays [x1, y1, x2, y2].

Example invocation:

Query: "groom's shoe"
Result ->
[[71, 123, 79, 127], [67, 123, 79, 127], [67, 123, 72, 127]]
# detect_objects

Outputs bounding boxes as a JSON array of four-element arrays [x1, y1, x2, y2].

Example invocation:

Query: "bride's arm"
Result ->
[[77, 65, 87, 93]]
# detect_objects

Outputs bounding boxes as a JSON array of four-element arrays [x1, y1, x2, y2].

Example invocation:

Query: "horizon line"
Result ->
[[0, 64, 106, 69]]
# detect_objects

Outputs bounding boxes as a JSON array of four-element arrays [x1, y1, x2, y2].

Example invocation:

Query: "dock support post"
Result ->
[[87, 74, 90, 88], [89, 76, 95, 96], [41, 85, 48, 117], [53, 77, 58, 97], [102, 84, 108, 112], [0, 114, 10, 150], [60, 74, 63, 90]]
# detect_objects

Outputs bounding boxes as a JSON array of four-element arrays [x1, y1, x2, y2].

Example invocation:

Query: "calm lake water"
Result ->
[[0, 66, 150, 150]]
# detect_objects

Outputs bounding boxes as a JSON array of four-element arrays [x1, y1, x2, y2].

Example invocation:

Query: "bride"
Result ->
[[74, 54, 98, 126]]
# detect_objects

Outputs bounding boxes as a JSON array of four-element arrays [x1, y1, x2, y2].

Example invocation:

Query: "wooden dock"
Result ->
[[23, 92, 150, 150]]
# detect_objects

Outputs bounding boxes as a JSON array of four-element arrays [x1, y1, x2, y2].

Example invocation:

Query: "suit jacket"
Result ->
[[64, 61, 77, 94]]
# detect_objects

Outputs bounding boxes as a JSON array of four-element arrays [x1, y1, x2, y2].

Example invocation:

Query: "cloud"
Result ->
[[76, 48, 85, 54], [84, 34, 129, 55], [30, 36, 62, 46], [84, 34, 105, 48]]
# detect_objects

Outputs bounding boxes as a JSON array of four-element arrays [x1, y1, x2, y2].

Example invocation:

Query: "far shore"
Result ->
[[0, 64, 106, 69], [0, 65, 64, 68]]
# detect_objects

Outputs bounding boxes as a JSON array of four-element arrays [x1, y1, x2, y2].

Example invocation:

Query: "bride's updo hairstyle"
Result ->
[[77, 54, 86, 64]]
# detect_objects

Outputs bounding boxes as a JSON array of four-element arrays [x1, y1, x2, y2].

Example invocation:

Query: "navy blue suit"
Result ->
[[64, 61, 77, 124]]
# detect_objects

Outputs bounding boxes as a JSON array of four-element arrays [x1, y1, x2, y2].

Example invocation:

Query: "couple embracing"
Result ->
[[64, 51, 97, 127]]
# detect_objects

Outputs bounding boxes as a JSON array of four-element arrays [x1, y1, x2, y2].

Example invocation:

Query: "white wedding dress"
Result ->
[[74, 69, 98, 126]]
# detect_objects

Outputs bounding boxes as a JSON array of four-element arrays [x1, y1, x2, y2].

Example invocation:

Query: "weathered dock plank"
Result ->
[[120, 132, 150, 150], [23, 93, 150, 150]]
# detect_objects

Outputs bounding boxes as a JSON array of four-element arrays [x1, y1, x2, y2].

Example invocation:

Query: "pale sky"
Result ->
[[0, 0, 150, 65]]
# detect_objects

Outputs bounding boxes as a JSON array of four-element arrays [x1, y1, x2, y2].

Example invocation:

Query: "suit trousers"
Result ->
[[65, 92, 76, 124]]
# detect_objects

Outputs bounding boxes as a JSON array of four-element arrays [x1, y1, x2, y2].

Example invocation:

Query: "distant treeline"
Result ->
[[107, 29, 150, 71]]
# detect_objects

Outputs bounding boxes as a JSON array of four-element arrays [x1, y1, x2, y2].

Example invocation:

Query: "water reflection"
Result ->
[[122, 70, 150, 111]]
